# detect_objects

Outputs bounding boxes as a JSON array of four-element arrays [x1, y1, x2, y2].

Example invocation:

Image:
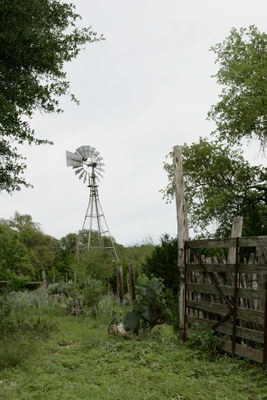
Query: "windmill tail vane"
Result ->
[[66, 145, 119, 262]]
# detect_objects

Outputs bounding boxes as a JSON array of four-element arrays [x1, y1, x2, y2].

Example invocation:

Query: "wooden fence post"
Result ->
[[173, 145, 189, 339], [42, 270, 47, 289], [128, 264, 136, 304], [117, 265, 124, 303], [263, 275, 267, 369], [228, 216, 243, 263]]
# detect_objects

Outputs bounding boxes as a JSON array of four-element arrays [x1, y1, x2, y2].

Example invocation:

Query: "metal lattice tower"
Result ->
[[66, 145, 119, 262]]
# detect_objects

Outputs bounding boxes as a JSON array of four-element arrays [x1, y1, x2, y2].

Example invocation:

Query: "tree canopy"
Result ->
[[0, 0, 103, 193], [208, 25, 267, 149], [142, 234, 179, 293], [162, 138, 266, 237]]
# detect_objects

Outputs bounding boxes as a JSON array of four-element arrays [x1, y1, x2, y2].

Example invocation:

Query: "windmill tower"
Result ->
[[66, 145, 119, 262]]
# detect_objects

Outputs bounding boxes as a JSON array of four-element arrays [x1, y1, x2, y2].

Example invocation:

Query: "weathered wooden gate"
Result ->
[[184, 236, 267, 366]]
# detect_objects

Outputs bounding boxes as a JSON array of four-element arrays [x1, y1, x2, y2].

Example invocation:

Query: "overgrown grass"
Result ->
[[0, 304, 266, 400], [0, 289, 61, 370]]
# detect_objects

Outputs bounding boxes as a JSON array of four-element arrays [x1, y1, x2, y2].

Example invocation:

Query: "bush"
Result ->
[[123, 275, 171, 334], [187, 325, 223, 359], [48, 278, 106, 315]]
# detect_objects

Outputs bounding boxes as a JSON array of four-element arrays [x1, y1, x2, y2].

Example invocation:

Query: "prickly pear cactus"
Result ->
[[123, 275, 166, 333]]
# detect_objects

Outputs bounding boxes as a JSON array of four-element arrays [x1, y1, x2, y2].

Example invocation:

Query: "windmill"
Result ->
[[66, 145, 119, 262]]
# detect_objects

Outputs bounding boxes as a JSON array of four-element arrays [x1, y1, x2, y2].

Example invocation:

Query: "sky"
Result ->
[[1, 0, 267, 246]]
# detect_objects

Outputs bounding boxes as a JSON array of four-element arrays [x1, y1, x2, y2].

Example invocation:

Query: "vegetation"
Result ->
[[123, 275, 169, 333], [0, 289, 266, 400], [162, 25, 267, 238], [0, 212, 155, 288], [143, 234, 178, 292], [1, 22, 267, 399], [0, 0, 103, 193], [208, 25, 267, 149], [162, 138, 267, 237]]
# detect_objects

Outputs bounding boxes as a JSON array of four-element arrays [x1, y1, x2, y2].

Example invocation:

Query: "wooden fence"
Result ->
[[183, 236, 267, 366]]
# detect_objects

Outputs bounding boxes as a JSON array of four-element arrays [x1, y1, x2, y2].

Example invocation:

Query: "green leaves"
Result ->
[[208, 25, 267, 148], [162, 138, 266, 237], [123, 275, 167, 333], [0, 0, 104, 192]]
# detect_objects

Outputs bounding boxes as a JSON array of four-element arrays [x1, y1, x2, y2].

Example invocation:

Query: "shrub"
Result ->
[[187, 325, 223, 359], [123, 275, 171, 334], [48, 278, 106, 315]]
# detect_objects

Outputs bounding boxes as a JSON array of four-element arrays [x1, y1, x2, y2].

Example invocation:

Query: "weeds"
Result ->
[[0, 290, 266, 399], [0, 290, 60, 369], [187, 325, 223, 359]]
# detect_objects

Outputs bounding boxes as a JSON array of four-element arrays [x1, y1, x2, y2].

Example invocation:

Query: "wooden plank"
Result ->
[[188, 317, 264, 344], [220, 340, 263, 363], [186, 300, 264, 324], [186, 236, 267, 249], [239, 236, 267, 248], [187, 263, 267, 274], [237, 308, 264, 325], [187, 283, 265, 300], [186, 238, 236, 249], [187, 300, 229, 315]]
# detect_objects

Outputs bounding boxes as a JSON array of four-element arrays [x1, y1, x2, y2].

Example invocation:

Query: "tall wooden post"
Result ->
[[117, 265, 124, 303], [128, 264, 136, 304], [173, 146, 189, 339], [227, 216, 243, 263], [42, 270, 47, 289]]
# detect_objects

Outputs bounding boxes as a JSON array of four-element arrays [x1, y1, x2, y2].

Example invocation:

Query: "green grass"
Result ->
[[0, 315, 266, 400]]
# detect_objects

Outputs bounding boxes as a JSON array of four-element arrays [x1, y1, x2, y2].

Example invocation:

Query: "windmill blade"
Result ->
[[78, 170, 86, 180], [74, 167, 84, 175], [75, 146, 84, 158], [95, 172, 103, 180], [76, 145, 89, 160], [84, 146, 92, 157], [67, 145, 105, 185], [66, 150, 83, 167], [96, 166, 105, 174], [89, 147, 96, 160], [96, 166, 105, 175], [79, 146, 88, 159], [83, 171, 89, 184], [82, 145, 92, 159]]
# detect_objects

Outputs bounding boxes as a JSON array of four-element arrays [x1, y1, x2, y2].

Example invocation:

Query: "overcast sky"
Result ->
[[1, 0, 267, 246]]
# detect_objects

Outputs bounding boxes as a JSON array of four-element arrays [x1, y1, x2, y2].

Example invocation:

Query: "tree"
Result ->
[[0, 222, 34, 279], [208, 25, 267, 148], [0, 0, 103, 192], [7, 212, 57, 279], [142, 234, 179, 293], [53, 233, 78, 280], [162, 138, 266, 237]]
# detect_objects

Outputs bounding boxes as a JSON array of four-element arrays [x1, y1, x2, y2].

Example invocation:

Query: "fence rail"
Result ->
[[184, 236, 267, 366]]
